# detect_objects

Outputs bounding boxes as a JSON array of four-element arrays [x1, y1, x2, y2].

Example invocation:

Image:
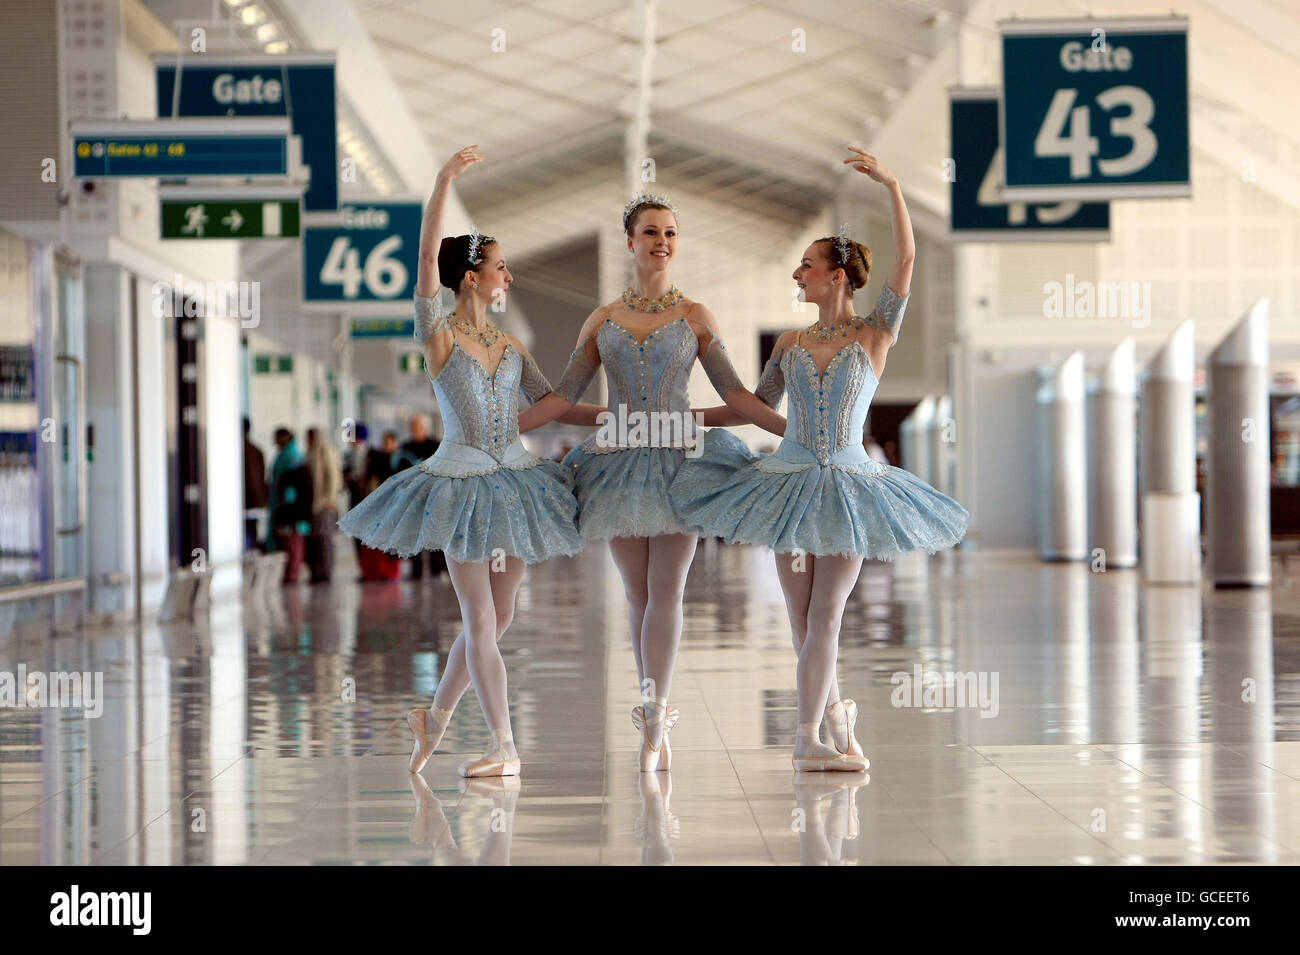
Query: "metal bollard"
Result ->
[[1206, 299, 1271, 587]]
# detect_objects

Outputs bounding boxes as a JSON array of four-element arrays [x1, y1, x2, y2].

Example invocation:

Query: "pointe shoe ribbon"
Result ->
[[635, 704, 672, 773], [825, 699, 866, 758], [407, 704, 452, 774], [631, 703, 679, 733]]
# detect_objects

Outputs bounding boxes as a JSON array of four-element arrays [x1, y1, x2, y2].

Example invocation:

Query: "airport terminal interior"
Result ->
[[3, 0, 1300, 867]]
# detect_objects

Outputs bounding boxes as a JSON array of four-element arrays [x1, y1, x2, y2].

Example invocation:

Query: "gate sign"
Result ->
[[950, 89, 1109, 241], [303, 201, 422, 306], [1000, 17, 1189, 200], [155, 52, 338, 211], [73, 118, 289, 178]]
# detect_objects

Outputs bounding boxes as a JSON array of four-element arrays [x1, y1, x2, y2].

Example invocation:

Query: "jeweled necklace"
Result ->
[[622, 285, 683, 313], [803, 315, 865, 343], [449, 311, 502, 347]]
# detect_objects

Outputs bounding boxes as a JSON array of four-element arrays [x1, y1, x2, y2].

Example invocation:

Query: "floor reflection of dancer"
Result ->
[[673, 148, 969, 771], [520, 194, 786, 771], [408, 773, 518, 865], [794, 773, 867, 865], [340, 146, 587, 778]]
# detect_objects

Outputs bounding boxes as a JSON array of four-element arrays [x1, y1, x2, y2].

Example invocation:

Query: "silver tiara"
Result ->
[[466, 226, 494, 265], [622, 192, 678, 230], [833, 222, 853, 267]]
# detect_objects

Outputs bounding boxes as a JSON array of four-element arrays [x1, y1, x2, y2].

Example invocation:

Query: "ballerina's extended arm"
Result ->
[[414, 148, 487, 378], [846, 145, 914, 369]]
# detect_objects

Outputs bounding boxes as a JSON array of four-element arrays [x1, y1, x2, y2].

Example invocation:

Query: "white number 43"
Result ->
[[320, 234, 408, 299], [1034, 85, 1157, 179]]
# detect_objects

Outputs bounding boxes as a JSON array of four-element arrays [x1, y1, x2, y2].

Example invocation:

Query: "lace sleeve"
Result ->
[[414, 293, 451, 347], [518, 351, 554, 404], [700, 336, 744, 397], [553, 341, 599, 404], [863, 285, 909, 344], [754, 350, 785, 409]]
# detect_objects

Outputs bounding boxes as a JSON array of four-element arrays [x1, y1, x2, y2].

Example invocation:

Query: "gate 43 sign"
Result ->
[[303, 201, 421, 306], [1000, 17, 1189, 200]]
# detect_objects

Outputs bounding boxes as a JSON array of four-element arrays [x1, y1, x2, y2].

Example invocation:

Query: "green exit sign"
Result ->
[[399, 352, 426, 374], [161, 198, 300, 239]]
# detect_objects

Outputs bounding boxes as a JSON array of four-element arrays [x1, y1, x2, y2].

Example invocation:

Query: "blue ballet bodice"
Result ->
[[754, 285, 909, 471], [779, 342, 879, 467], [596, 316, 696, 417], [412, 294, 552, 476]]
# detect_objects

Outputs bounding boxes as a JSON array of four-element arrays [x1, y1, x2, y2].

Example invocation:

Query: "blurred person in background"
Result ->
[[306, 426, 343, 583], [243, 418, 268, 551], [395, 413, 447, 579], [268, 427, 312, 583], [354, 429, 404, 581]]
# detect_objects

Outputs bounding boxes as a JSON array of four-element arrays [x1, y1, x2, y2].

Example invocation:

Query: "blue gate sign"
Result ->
[[73, 118, 289, 178], [155, 53, 338, 212], [303, 201, 422, 304], [950, 88, 1109, 241], [1000, 16, 1189, 200]]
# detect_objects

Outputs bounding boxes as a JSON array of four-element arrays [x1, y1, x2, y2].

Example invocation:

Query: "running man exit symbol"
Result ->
[[182, 204, 208, 236]]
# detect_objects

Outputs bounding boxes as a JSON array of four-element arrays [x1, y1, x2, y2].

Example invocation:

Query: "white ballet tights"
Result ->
[[441, 557, 524, 760], [431, 557, 525, 716], [608, 533, 698, 747], [776, 552, 863, 757]]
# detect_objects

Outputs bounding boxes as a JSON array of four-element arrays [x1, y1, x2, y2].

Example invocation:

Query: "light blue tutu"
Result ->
[[338, 297, 583, 564], [339, 448, 582, 564], [671, 429, 968, 560], [668, 289, 970, 560], [563, 444, 699, 540]]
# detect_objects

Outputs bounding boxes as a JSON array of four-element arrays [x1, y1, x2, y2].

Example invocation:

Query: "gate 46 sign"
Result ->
[[303, 201, 421, 307], [1000, 17, 1189, 200]]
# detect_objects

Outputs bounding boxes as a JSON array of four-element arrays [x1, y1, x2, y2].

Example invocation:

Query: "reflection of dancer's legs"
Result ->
[[443, 558, 519, 775], [408, 558, 525, 772], [790, 554, 867, 768], [469, 779, 519, 866], [637, 771, 677, 866]]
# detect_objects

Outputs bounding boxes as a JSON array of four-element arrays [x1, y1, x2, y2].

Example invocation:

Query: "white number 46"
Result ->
[[1035, 85, 1157, 179], [320, 234, 408, 299]]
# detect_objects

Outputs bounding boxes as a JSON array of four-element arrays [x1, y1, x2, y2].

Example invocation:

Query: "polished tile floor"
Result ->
[[3, 544, 1300, 865]]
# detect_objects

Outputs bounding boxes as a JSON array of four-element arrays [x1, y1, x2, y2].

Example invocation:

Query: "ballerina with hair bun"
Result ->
[[340, 145, 593, 779], [672, 147, 970, 772]]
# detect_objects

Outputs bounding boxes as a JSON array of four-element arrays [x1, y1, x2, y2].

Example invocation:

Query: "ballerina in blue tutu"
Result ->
[[339, 146, 594, 779], [519, 194, 786, 771], [672, 147, 970, 772]]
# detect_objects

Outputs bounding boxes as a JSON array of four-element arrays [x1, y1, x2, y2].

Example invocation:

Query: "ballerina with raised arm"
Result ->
[[338, 145, 585, 778], [518, 194, 786, 772], [672, 148, 969, 772]]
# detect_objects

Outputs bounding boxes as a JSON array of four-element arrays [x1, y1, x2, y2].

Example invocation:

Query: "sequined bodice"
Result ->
[[781, 342, 879, 465], [596, 317, 697, 415], [431, 344, 527, 462]]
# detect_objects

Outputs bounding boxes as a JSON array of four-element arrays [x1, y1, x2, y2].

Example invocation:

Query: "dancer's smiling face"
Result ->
[[792, 241, 842, 305], [627, 208, 678, 272], [466, 242, 512, 305]]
